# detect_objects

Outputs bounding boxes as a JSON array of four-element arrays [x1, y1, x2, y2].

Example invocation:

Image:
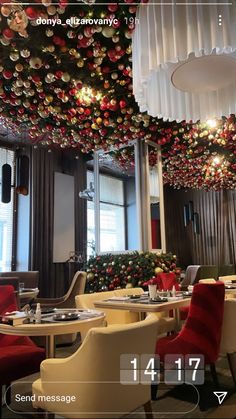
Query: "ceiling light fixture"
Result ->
[[133, 2, 236, 122]]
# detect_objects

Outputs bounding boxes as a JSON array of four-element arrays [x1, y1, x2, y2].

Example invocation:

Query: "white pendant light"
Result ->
[[132, 2, 236, 122]]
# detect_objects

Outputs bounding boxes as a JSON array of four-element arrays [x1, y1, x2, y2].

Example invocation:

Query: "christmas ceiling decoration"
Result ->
[[0, 1, 235, 190], [133, 2, 236, 122]]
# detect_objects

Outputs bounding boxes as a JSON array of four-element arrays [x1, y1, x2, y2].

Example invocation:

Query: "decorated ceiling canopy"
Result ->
[[0, 1, 235, 190], [133, 2, 236, 122]]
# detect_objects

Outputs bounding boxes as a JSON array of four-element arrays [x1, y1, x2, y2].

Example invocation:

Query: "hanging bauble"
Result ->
[[3, 70, 13, 79], [111, 72, 118, 80], [2, 28, 14, 39], [102, 26, 115, 38], [46, 28, 54, 37], [61, 72, 70, 82], [10, 51, 19, 61], [1, 6, 11, 17], [25, 7, 38, 20], [29, 57, 42, 69], [47, 5, 57, 15], [20, 49, 30, 58]]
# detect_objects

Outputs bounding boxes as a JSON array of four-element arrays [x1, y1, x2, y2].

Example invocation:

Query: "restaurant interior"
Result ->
[[0, 1, 236, 418]]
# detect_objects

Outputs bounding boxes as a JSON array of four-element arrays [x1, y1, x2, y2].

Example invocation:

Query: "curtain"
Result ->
[[164, 186, 236, 268], [30, 148, 87, 297]]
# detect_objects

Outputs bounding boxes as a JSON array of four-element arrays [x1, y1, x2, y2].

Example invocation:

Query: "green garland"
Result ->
[[85, 251, 179, 292]]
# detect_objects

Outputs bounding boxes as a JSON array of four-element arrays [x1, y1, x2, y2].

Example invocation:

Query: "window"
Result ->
[[87, 171, 126, 256], [0, 149, 15, 271]]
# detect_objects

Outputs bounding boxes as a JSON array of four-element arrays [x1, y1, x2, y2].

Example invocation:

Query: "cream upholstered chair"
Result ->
[[32, 314, 159, 419], [218, 275, 236, 283], [75, 288, 143, 326], [199, 278, 216, 284], [220, 298, 236, 385], [76, 288, 176, 336], [35, 271, 87, 308], [34, 272, 87, 346]]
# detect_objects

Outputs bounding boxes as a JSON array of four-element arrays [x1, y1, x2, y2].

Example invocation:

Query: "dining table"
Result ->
[[0, 309, 105, 358], [94, 295, 191, 329]]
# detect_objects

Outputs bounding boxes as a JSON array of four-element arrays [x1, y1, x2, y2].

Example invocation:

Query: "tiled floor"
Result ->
[[1, 341, 236, 419]]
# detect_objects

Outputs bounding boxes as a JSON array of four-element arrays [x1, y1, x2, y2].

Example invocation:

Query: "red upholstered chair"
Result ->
[[152, 282, 225, 399], [156, 272, 189, 320], [0, 286, 45, 416], [156, 272, 180, 291]]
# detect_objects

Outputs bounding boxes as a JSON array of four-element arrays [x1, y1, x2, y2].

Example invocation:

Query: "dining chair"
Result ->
[[0, 271, 39, 289], [33, 271, 87, 346], [156, 272, 188, 322], [156, 272, 180, 291], [218, 275, 236, 283], [34, 271, 87, 308], [32, 314, 159, 419], [0, 285, 45, 419], [199, 278, 216, 283], [152, 282, 225, 399], [194, 265, 218, 284], [75, 288, 144, 327], [220, 298, 236, 385]]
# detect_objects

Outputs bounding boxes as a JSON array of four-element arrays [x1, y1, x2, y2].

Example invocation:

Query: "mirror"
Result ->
[[148, 144, 162, 250]]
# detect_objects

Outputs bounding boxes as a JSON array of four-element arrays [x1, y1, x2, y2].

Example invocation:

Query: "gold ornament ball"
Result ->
[[154, 267, 163, 275]]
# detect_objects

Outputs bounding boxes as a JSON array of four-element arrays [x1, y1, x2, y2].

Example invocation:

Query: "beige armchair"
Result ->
[[220, 298, 236, 385], [35, 271, 87, 308], [32, 314, 159, 418], [199, 278, 216, 284], [218, 275, 236, 283], [76, 288, 176, 336], [34, 272, 87, 346], [76, 289, 142, 328]]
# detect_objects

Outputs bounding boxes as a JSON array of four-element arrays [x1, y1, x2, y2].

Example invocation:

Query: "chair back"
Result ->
[[63, 271, 87, 307], [181, 265, 200, 286], [220, 298, 236, 354], [218, 275, 236, 283], [0, 277, 19, 291], [199, 278, 216, 284], [218, 264, 235, 277], [180, 282, 225, 363], [194, 265, 218, 284], [0, 285, 17, 314], [0, 271, 39, 289], [76, 288, 144, 325], [156, 272, 180, 291], [33, 314, 159, 418]]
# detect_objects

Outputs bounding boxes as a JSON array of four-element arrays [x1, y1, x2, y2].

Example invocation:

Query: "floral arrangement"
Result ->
[[85, 251, 179, 293]]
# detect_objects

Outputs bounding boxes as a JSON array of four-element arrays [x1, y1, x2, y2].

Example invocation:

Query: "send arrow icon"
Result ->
[[213, 391, 228, 405]]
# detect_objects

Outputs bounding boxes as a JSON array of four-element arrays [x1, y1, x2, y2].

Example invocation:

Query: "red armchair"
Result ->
[[152, 282, 225, 399], [156, 272, 180, 291], [0, 286, 45, 417]]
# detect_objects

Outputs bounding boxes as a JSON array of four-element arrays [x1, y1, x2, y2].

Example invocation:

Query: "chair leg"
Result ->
[[143, 400, 153, 419], [151, 383, 158, 401], [210, 363, 219, 387], [227, 353, 236, 386]]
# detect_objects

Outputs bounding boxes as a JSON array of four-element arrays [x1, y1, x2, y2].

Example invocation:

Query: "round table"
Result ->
[[0, 310, 105, 358]]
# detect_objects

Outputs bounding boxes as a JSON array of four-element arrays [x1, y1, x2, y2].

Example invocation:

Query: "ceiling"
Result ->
[[0, 1, 236, 190]]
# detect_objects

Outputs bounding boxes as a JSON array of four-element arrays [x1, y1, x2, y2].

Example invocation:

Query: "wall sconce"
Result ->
[[184, 201, 200, 234], [193, 212, 200, 235], [1, 163, 12, 203]]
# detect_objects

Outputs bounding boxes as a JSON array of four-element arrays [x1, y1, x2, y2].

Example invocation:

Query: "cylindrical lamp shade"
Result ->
[[16, 155, 29, 195], [1, 163, 12, 203]]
